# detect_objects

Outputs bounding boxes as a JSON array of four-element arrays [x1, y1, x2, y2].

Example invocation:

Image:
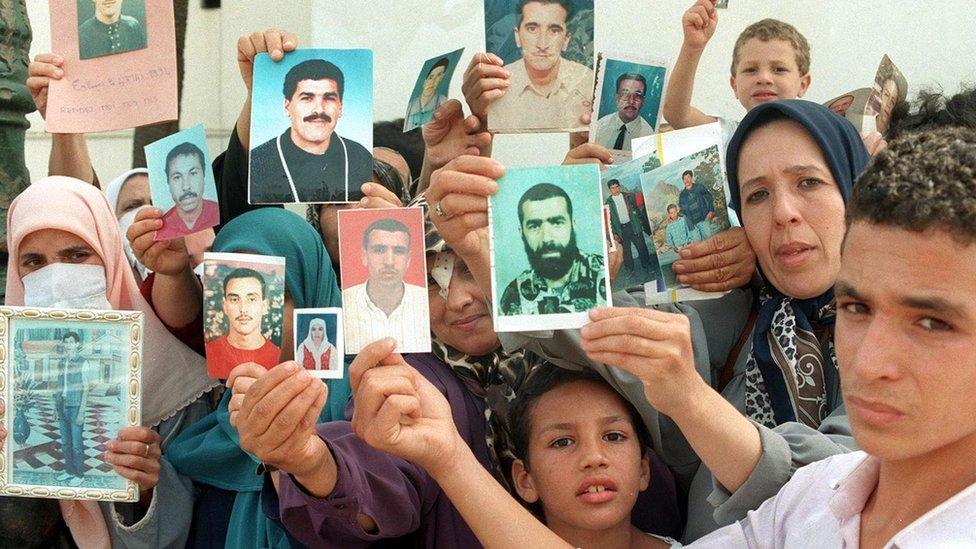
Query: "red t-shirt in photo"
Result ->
[[205, 335, 281, 379]]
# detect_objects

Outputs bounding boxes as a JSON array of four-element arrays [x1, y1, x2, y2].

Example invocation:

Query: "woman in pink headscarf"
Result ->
[[4, 177, 217, 548]]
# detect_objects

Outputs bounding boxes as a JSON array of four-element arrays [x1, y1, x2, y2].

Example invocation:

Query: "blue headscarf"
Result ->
[[726, 100, 870, 428], [167, 209, 348, 548]]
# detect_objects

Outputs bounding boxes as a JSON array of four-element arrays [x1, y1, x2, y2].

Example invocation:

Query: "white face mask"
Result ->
[[22, 263, 112, 310], [118, 206, 153, 281]]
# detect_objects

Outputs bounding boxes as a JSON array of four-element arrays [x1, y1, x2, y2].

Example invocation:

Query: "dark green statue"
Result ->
[[0, 0, 34, 300]]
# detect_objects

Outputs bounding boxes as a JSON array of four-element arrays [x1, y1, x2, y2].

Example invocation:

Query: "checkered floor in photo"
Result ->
[[13, 396, 116, 475]]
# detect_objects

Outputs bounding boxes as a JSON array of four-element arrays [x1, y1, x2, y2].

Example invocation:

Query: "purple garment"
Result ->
[[276, 352, 683, 546], [277, 353, 489, 548]]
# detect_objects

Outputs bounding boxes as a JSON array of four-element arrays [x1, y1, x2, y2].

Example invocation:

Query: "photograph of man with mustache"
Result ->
[[500, 182, 607, 316], [205, 267, 281, 379], [249, 58, 372, 204], [155, 141, 219, 240]]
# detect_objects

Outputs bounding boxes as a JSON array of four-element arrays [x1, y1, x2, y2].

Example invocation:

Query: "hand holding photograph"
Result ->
[[0, 306, 142, 502]]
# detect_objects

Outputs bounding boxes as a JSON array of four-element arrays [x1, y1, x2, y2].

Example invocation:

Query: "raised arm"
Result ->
[[27, 53, 96, 184], [416, 99, 493, 195], [662, 0, 720, 129], [425, 155, 504, 299], [233, 30, 298, 152], [125, 208, 202, 328], [348, 340, 574, 549], [461, 52, 510, 131]]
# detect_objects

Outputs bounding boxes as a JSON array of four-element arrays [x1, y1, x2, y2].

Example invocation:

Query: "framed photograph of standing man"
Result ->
[[0, 307, 142, 502], [249, 49, 374, 205], [202, 253, 286, 379], [484, 0, 595, 133], [76, 0, 148, 60], [338, 207, 431, 354], [144, 124, 220, 241], [590, 53, 668, 162], [489, 164, 612, 332]]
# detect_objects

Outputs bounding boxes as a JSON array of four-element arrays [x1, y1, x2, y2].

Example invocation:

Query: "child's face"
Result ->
[[731, 38, 811, 111], [513, 380, 650, 535]]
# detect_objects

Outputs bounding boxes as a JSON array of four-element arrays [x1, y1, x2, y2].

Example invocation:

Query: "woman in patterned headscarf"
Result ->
[[554, 100, 871, 541]]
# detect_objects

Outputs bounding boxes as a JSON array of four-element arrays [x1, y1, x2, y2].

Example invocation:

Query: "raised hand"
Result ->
[[461, 53, 510, 125], [682, 0, 719, 51], [237, 29, 298, 94], [563, 142, 613, 168], [671, 227, 757, 292], [349, 339, 462, 475], [125, 208, 192, 277], [232, 361, 328, 477], [580, 307, 704, 417], [426, 155, 503, 259], [423, 99, 492, 170], [26, 53, 64, 120]]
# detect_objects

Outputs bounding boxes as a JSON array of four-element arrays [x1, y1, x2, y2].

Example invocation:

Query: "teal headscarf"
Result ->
[[167, 208, 348, 548]]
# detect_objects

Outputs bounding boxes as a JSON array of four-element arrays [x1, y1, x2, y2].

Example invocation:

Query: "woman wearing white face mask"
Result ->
[[5, 176, 218, 549]]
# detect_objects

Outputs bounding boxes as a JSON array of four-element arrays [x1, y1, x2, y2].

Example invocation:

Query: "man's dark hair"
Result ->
[[363, 218, 411, 249], [165, 142, 206, 180], [517, 183, 573, 225], [509, 364, 651, 469], [61, 331, 81, 344], [223, 267, 267, 299], [615, 72, 647, 94], [682, 170, 694, 179], [886, 85, 976, 141], [427, 57, 450, 77], [606, 179, 621, 189], [374, 119, 424, 187], [515, 0, 573, 28], [848, 126, 976, 244], [667, 203, 678, 212], [283, 59, 345, 101]]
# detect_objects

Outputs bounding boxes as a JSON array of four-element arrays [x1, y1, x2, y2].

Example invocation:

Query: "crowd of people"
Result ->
[[2, 0, 975, 547]]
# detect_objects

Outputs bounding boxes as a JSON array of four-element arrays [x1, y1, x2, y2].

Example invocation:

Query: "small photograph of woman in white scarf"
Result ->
[[293, 308, 343, 379]]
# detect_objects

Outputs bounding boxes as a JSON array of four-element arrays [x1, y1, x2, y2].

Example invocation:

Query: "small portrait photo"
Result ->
[[870, 55, 908, 136], [249, 48, 374, 205], [601, 153, 664, 292], [591, 53, 668, 159], [202, 253, 286, 379], [337, 207, 431, 354], [489, 164, 612, 332], [1, 308, 142, 502], [403, 47, 465, 132], [293, 308, 343, 379], [484, 0, 595, 133], [144, 124, 220, 241], [639, 145, 731, 290], [76, 0, 148, 60]]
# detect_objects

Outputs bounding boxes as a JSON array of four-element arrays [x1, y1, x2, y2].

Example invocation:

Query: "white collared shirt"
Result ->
[[488, 57, 593, 132], [342, 281, 431, 354], [594, 111, 655, 152], [684, 451, 976, 548]]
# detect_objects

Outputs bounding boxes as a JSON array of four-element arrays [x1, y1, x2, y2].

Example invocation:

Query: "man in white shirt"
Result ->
[[691, 127, 976, 548], [487, 0, 594, 132], [342, 218, 430, 353], [595, 73, 655, 153]]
